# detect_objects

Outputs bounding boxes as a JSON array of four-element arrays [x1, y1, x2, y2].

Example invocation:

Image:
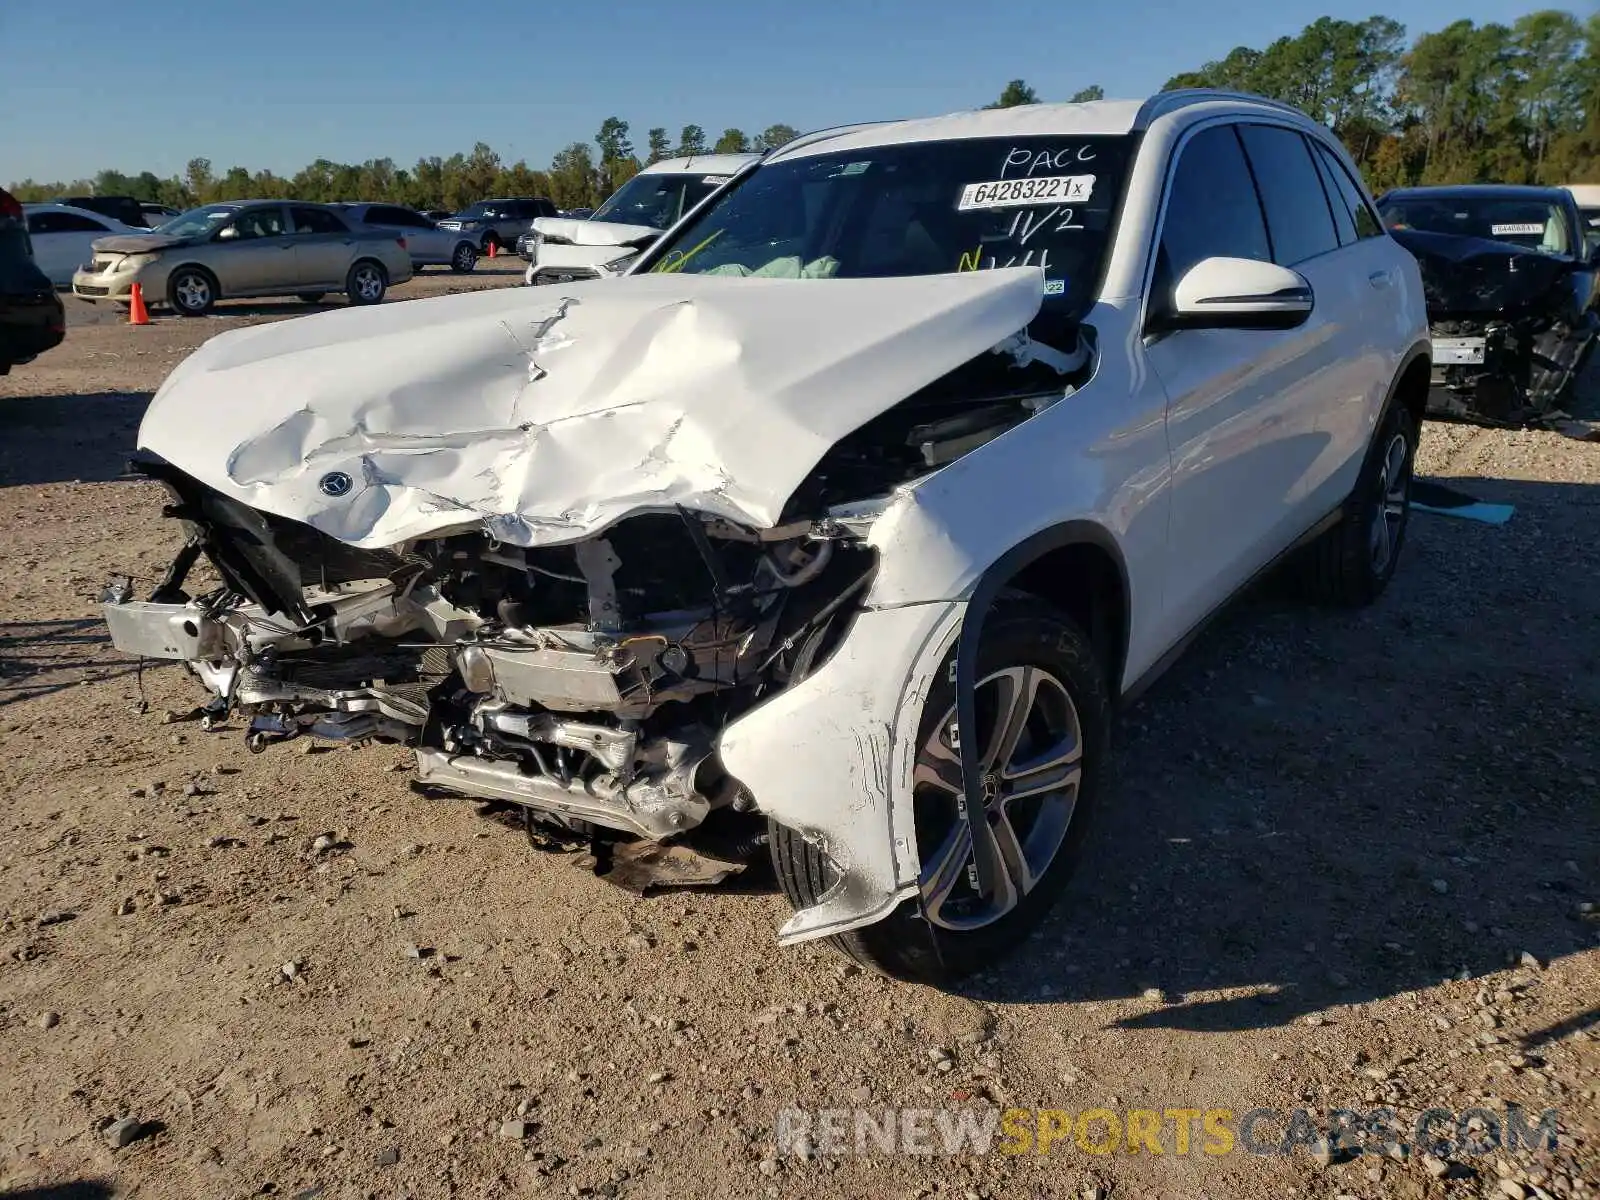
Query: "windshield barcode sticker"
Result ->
[[957, 175, 1095, 211], [1490, 223, 1544, 236]]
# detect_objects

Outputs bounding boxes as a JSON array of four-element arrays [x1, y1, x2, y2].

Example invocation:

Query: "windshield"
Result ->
[[154, 204, 239, 239], [1379, 195, 1574, 255], [644, 136, 1134, 315], [454, 203, 491, 220], [592, 172, 732, 231]]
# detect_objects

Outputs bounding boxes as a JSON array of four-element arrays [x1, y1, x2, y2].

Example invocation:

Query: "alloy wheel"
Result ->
[[1369, 429, 1410, 574], [175, 273, 210, 312], [912, 666, 1084, 930], [353, 266, 383, 302]]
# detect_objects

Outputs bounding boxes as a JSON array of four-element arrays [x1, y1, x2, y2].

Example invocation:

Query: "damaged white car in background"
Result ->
[[103, 92, 1432, 983]]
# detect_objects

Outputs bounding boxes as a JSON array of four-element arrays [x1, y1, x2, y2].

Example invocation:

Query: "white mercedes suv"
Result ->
[[103, 91, 1429, 984]]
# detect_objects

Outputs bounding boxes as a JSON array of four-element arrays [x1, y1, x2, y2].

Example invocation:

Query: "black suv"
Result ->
[[0, 188, 66, 375], [53, 194, 149, 229], [436, 197, 557, 252]]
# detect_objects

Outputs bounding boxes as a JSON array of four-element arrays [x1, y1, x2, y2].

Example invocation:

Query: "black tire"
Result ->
[[450, 242, 478, 273], [296, 292, 326, 304], [167, 267, 217, 317], [771, 594, 1112, 984], [1299, 403, 1417, 607], [345, 260, 387, 306]]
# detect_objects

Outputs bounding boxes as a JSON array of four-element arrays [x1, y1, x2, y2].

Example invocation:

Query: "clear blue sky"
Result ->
[[0, 0, 1557, 184]]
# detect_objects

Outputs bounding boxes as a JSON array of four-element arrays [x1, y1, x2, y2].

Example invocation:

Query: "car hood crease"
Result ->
[[137, 268, 1046, 548]]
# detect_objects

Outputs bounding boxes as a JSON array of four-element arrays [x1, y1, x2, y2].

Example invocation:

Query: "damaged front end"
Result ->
[[100, 266, 1094, 938], [107, 455, 882, 850], [1392, 227, 1599, 427]]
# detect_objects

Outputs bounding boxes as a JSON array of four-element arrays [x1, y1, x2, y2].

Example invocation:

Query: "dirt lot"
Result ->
[[0, 269, 1596, 1200]]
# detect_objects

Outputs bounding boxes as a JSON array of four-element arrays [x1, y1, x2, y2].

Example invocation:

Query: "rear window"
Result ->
[[1379, 195, 1574, 255]]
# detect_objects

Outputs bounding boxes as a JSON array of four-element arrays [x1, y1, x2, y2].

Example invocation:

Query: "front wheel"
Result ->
[[450, 242, 478, 273], [345, 261, 387, 306], [771, 595, 1112, 984], [1298, 403, 1417, 606], [167, 267, 216, 317]]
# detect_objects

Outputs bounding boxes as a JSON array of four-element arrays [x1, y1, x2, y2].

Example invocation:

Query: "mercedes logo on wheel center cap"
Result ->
[[318, 471, 354, 498]]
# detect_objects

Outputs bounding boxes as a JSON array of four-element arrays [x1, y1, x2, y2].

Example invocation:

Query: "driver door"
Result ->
[[211, 205, 294, 293]]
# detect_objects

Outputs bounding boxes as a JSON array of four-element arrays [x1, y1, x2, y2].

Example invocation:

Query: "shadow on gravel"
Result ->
[[0, 1182, 116, 1199], [960, 474, 1599, 1030], [0, 392, 152, 487], [0, 618, 137, 708]]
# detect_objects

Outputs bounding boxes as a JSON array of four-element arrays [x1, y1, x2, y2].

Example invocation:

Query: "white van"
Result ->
[[522, 154, 758, 286]]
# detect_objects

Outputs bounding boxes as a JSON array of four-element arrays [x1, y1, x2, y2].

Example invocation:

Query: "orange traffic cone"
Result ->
[[128, 283, 151, 326], [488, 240, 497, 259]]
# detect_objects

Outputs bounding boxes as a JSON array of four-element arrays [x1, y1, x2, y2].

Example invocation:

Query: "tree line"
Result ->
[[5, 122, 803, 214], [986, 8, 1597, 189], [1160, 8, 1598, 187], [11, 8, 1598, 214]]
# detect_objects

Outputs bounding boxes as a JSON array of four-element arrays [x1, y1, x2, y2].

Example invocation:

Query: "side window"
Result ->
[[1155, 124, 1270, 298], [1312, 142, 1382, 239], [1237, 124, 1340, 266], [31, 211, 108, 234], [1310, 147, 1357, 245], [231, 207, 287, 239], [385, 207, 428, 228], [290, 206, 347, 235]]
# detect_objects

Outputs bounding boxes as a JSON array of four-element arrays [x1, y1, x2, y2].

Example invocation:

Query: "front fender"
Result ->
[[716, 600, 965, 944]]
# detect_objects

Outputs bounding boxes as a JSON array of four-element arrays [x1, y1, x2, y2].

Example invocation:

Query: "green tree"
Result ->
[[646, 127, 672, 163], [548, 142, 599, 209], [1068, 85, 1105, 103], [714, 128, 750, 153], [676, 124, 708, 156], [184, 157, 215, 204], [753, 123, 800, 150], [594, 117, 636, 194], [985, 80, 1040, 108]]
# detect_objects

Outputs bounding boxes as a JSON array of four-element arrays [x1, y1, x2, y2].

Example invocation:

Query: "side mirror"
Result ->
[[1163, 256, 1314, 331]]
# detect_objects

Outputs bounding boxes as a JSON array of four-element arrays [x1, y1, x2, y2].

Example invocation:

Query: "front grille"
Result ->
[[75, 285, 109, 296], [263, 512, 421, 585], [531, 267, 599, 286]]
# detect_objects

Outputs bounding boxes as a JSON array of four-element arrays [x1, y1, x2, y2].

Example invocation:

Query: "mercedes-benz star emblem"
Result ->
[[318, 471, 354, 498]]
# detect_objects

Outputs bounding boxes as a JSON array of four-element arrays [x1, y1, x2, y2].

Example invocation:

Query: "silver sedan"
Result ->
[[335, 204, 479, 273]]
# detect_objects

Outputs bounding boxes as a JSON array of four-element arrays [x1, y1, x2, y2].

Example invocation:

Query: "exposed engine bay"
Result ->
[[102, 312, 1093, 881], [1391, 227, 1599, 428]]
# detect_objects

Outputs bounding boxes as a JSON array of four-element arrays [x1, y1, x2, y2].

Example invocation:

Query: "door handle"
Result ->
[[1368, 270, 1393, 289]]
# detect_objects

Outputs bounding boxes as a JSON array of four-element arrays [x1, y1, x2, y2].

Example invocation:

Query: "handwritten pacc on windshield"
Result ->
[[1001, 145, 1097, 178]]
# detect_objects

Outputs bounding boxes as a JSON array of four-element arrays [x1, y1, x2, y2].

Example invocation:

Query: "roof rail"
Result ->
[[769, 120, 897, 158], [1135, 89, 1309, 129]]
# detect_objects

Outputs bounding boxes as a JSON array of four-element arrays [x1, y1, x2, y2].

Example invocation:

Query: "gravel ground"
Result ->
[[0, 273, 1595, 1200]]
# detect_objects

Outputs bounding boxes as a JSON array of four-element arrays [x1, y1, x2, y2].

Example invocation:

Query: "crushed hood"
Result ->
[[138, 268, 1046, 549], [1390, 227, 1583, 320], [92, 233, 191, 254], [533, 216, 658, 247]]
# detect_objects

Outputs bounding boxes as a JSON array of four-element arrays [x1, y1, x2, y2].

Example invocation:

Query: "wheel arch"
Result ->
[[952, 521, 1130, 911], [1386, 340, 1432, 438], [166, 261, 222, 300]]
